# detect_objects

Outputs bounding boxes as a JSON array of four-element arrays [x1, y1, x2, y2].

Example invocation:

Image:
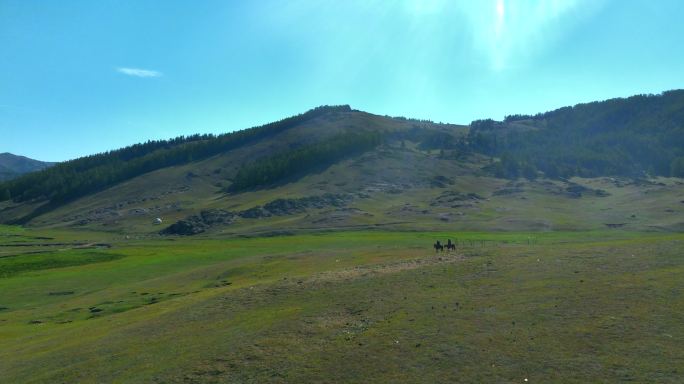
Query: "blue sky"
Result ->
[[1, 0, 683, 162]]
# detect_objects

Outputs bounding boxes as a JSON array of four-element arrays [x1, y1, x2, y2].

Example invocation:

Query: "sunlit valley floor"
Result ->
[[1, 227, 683, 382]]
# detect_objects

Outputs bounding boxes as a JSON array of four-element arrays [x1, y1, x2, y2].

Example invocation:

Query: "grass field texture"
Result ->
[[1, 226, 683, 383]]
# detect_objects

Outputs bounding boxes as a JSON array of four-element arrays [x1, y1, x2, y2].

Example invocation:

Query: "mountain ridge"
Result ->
[[0, 90, 683, 232], [0, 152, 55, 182]]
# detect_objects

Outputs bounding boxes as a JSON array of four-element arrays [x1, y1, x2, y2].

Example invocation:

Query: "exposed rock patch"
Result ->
[[238, 206, 272, 219], [161, 218, 208, 236], [163, 194, 357, 235], [240, 193, 354, 219], [161, 209, 234, 235], [565, 182, 610, 198], [263, 194, 351, 215], [430, 191, 483, 207], [199, 210, 235, 225], [362, 182, 411, 195]]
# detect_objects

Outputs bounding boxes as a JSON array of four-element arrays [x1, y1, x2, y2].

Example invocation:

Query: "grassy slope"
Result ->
[[0, 110, 419, 227], [1, 226, 683, 383], [1, 109, 681, 235], [5, 143, 683, 235]]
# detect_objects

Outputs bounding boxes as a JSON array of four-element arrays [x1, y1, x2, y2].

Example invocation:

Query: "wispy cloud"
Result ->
[[116, 67, 163, 78]]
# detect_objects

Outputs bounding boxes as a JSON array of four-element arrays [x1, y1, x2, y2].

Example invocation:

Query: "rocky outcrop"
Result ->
[[238, 206, 272, 219], [431, 191, 484, 207], [161, 219, 208, 235], [239, 193, 353, 219], [161, 209, 234, 235], [264, 194, 351, 215], [198, 209, 235, 225], [162, 194, 355, 235], [565, 183, 610, 198]]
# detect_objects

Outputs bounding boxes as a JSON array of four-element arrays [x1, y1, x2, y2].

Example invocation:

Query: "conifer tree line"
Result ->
[[0, 105, 352, 203], [1, 90, 683, 204], [468, 90, 684, 179], [228, 130, 382, 192]]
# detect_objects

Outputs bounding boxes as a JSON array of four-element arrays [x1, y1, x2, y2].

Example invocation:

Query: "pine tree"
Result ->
[[0, 188, 10, 201]]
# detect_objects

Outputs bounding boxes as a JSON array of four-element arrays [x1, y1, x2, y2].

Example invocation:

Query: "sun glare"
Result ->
[[494, 0, 506, 40], [496, 0, 505, 18]]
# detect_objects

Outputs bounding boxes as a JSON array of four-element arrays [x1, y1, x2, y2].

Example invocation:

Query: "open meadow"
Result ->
[[1, 225, 683, 383], [3, 2, 684, 382]]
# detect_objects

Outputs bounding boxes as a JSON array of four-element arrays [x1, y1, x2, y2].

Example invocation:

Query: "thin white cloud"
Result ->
[[116, 67, 163, 78]]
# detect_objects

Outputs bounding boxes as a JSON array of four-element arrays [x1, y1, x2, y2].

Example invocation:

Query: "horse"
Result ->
[[433, 241, 444, 252], [446, 239, 456, 252]]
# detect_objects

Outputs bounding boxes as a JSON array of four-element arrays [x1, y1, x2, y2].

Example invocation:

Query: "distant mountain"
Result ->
[[0, 153, 55, 181]]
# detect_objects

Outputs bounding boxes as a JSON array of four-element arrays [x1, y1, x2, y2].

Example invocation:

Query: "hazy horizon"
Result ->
[[2, 0, 684, 162]]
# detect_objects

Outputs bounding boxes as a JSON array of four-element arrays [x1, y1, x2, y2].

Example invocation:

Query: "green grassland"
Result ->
[[2, 91, 683, 383], [1, 225, 683, 383]]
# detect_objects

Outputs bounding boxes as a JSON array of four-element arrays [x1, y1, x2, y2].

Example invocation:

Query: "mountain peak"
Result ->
[[0, 153, 55, 181]]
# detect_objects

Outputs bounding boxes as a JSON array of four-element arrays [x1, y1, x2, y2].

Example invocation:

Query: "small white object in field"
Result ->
[[153, 218, 163, 225]]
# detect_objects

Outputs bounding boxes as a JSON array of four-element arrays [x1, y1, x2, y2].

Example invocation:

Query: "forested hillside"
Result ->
[[2, 91, 683, 212], [0, 106, 352, 204], [468, 90, 684, 179], [229, 131, 382, 192]]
